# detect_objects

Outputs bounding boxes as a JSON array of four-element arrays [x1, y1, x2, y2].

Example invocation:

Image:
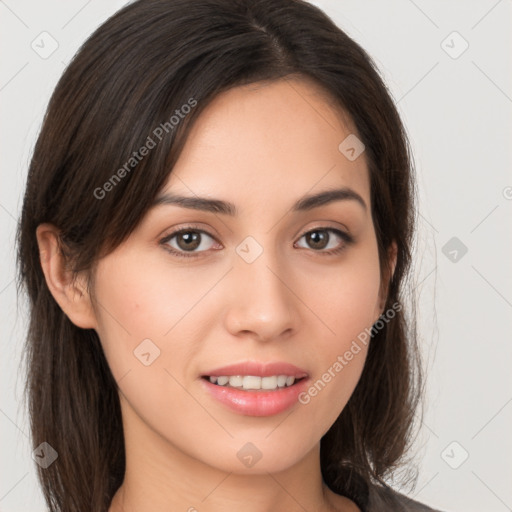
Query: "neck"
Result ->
[[108, 403, 358, 512]]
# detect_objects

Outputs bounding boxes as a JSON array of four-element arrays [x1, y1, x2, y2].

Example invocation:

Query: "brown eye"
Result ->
[[304, 230, 329, 250], [161, 228, 217, 258], [295, 228, 353, 254], [175, 231, 201, 251]]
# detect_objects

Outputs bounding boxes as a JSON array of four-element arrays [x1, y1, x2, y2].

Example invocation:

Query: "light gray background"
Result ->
[[1, 1, 511, 511]]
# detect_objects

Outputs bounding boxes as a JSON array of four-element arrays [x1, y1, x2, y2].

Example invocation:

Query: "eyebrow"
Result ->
[[151, 187, 367, 215]]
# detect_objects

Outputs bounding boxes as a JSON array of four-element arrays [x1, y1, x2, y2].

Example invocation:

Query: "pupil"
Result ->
[[308, 230, 327, 249], [178, 231, 200, 250]]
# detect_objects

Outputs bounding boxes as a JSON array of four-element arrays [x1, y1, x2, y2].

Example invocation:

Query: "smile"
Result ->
[[200, 361, 310, 416]]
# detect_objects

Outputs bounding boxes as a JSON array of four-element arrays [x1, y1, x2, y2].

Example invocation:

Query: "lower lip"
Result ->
[[201, 377, 309, 417]]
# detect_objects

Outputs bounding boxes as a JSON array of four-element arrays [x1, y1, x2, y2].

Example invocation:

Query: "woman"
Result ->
[[16, 0, 443, 510]]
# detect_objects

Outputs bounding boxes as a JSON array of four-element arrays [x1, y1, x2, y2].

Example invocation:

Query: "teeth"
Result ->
[[243, 375, 261, 390], [208, 375, 298, 390], [229, 375, 243, 387], [261, 376, 277, 390]]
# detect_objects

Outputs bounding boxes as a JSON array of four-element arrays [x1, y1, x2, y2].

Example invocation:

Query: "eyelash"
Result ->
[[160, 223, 354, 260]]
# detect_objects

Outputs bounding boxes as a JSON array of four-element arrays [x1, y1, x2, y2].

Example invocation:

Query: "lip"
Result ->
[[201, 376, 310, 417], [201, 361, 309, 379], [200, 361, 310, 417]]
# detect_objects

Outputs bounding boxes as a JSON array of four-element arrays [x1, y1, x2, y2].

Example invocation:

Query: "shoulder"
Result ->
[[324, 472, 446, 512], [367, 482, 446, 512]]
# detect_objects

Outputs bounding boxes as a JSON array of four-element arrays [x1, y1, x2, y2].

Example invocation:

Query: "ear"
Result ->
[[375, 240, 398, 319], [36, 223, 97, 330]]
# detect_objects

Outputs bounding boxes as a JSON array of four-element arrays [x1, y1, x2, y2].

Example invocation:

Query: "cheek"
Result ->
[[295, 240, 380, 422], [91, 249, 216, 374], [91, 255, 222, 444], [300, 237, 382, 350]]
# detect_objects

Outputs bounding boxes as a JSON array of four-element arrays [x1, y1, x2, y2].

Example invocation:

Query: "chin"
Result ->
[[188, 432, 317, 476]]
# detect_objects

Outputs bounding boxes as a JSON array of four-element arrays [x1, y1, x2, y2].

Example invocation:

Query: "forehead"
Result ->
[[164, 77, 369, 209]]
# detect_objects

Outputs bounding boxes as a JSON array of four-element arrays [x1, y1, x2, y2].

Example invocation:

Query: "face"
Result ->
[[89, 77, 386, 474]]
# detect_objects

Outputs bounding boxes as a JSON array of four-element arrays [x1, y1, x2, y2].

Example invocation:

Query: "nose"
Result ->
[[223, 245, 301, 343]]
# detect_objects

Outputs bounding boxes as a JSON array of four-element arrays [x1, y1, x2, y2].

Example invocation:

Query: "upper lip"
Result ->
[[202, 361, 309, 378]]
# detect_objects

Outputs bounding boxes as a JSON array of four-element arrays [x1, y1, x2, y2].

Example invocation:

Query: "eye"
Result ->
[[160, 226, 219, 258], [294, 228, 353, 255], [160, 225, 354, 259]]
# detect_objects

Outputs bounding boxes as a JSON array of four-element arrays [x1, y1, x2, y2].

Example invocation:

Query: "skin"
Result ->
[[37, 76, 396, 512]]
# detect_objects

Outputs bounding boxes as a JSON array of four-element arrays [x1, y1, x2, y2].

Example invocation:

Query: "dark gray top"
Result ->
[[328, 476, 444, 511], [367, 484, 444, 511]]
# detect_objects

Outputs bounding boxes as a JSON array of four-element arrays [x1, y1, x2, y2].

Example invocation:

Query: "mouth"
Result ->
[[199, 361, 310, 416]]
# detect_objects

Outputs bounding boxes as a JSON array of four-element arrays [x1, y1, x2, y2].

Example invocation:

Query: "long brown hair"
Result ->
[[16, 0, 422, 510]]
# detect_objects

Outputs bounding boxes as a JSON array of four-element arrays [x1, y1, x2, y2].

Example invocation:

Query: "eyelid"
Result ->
[[159, 223, 220, 251], [295, 221, 351, 239], [160, 222, 219, 239]]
